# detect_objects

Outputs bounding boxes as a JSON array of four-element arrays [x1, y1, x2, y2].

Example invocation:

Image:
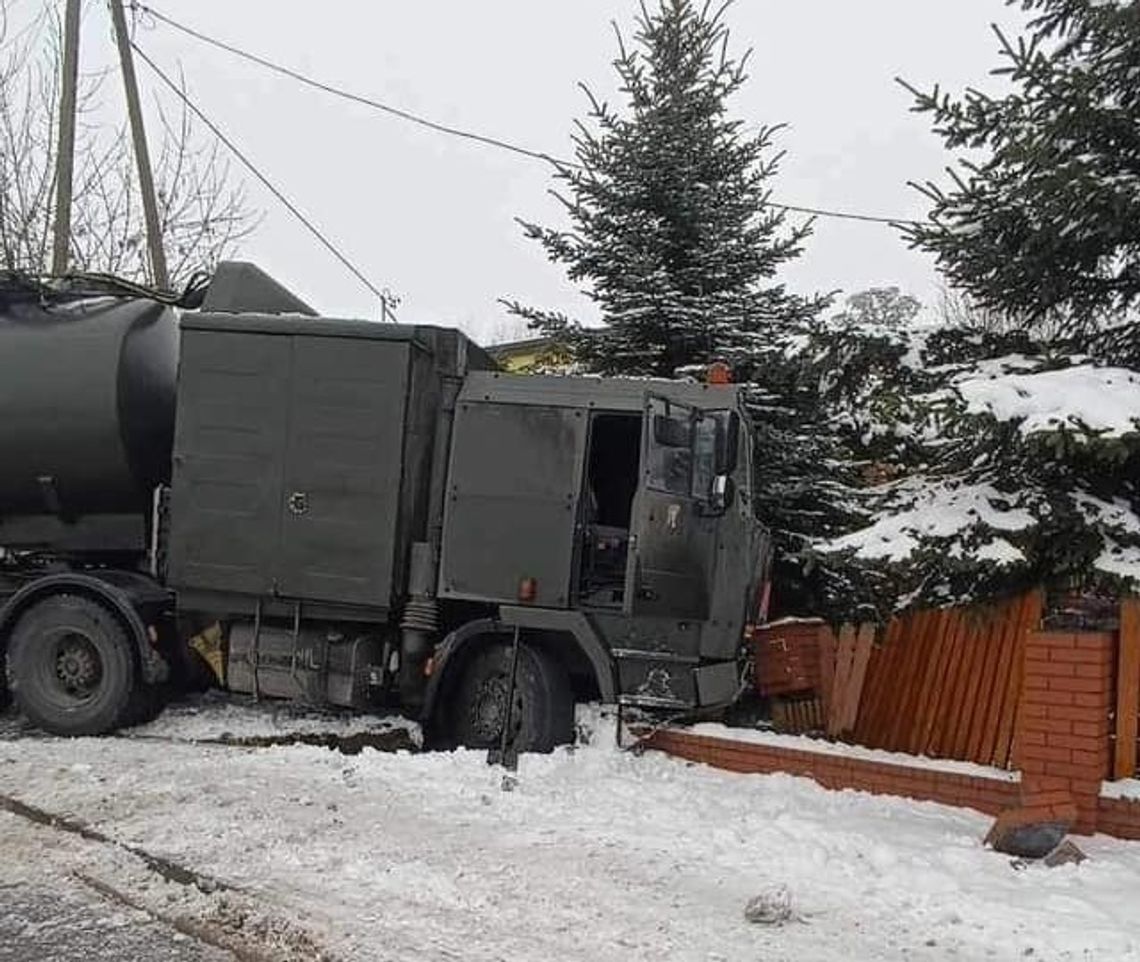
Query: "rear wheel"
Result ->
[[6, 594, 137, 736], [119, 683, 167, 728], [447, 640, 574, 753]]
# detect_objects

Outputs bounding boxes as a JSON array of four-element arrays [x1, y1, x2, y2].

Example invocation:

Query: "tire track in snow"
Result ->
[[0, 792, 337, 962]]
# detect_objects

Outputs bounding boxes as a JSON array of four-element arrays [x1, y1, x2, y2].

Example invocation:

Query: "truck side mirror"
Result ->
[[708, 474, 735, 515], [716, 412, 740, 475]]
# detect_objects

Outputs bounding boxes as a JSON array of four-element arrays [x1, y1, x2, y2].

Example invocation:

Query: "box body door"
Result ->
[[169, 329, 411, 611], [276, 337, 409, 608], [440, 401, 586, 607], [168, 330, 291, 597]]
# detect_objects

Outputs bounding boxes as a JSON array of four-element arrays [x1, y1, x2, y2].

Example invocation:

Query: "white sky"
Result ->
[[71, 1, 1027, 341]]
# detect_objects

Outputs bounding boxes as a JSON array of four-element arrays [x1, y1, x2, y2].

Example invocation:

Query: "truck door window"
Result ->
[[691, 415, 718, 501], [647, 399, 693, 496]]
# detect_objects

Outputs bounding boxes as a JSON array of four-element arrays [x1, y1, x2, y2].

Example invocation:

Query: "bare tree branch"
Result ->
[[0, 0, 257, 287]]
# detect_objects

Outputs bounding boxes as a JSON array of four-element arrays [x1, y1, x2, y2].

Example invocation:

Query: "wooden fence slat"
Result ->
[[854, 615, 898, 744], [925, 609, 964, 756], [963, 603, 1008, 764], [818, 625, 838, 727], [995, 590, 1043, 769], [912, 607, 952, 756], [1114, 597, 1140, 780], [989, 596, 1028, 769], [929, 608, 970, 758], [988, 603, 1022, 770], [876, 614, 915, 748], [840, 623, 876, 732], [828, 624, 857, 736], [875, 612, 911, 750], [887, 608, 929, 752], [950, 608, 991, 761], [852, 645, 882, 741], [890, 609, 928, 751], [973, 597, 1020, 766], [898, 610, 934, 756]]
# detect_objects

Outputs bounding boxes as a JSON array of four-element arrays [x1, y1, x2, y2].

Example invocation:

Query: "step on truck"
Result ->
[[0, 264, 771, 751]]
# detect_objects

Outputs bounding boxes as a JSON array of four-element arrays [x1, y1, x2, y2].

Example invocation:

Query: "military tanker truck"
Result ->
[[0, 263, 771, 751]]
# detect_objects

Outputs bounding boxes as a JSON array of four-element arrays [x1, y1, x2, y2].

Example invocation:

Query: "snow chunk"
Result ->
[[1101, 779, 1140, 801], [743, 885, 795, 926], [955, 365, 1140, 437]]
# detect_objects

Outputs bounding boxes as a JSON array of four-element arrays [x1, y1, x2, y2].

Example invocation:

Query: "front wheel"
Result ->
[[446, 640, 574, 753], [6, 594, 137, 736]]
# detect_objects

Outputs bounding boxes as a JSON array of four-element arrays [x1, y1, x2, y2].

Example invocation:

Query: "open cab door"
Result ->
[[623, 395, 725, 620]]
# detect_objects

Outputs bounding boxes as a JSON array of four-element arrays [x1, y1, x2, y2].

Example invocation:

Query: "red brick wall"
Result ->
[[645, 729, 1020, 816], [645, 626, 1140, 841], [1098, 796, 1140, 841], [1015, 632, 1115, 834], [754, 622, 824, 696]]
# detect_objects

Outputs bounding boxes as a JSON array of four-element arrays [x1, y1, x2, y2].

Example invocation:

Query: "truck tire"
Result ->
[[448, 640, 574, 753], [119, 683, 167, 728], [6, 594, 137, 736]]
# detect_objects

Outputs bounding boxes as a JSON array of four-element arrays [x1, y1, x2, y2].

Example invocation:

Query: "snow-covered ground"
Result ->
[[2, 703, 1139, 961]]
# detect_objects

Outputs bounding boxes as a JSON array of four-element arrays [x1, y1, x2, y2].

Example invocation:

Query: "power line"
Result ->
[[129, 2, 920, 228], [130, 2, 569, 169], [763, 202, 915, 226], [129, 39, 392, 312]]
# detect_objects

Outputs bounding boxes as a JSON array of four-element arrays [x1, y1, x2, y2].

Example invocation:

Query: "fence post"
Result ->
[[1114, 598, 1140, 781]]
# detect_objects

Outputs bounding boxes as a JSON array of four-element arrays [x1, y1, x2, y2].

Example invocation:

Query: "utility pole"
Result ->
[[50, 0, 81, 276], [108, 0, 169, 289]]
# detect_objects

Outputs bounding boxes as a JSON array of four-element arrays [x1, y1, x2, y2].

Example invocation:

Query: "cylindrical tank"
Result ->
[[0, 291, 179, 522]]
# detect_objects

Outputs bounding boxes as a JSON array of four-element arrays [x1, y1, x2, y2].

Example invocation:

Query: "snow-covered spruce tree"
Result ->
[[503, 0, 839, 612], [807, 314, 1140, 619], [504, 0, 826, 373], [901, 0, 1140, 332], [814, 0, 1140, 618]]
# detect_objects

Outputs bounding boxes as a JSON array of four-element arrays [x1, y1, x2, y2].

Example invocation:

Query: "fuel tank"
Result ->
[[0, 288, 178, 526]]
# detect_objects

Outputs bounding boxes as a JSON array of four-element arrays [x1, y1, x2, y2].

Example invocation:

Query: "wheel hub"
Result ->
[[469, 675, 522, 743], [54, 635, 101, 695]]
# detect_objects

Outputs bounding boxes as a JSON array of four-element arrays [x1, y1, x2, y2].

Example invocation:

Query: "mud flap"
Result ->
[[693, 661, 740, 707], [188, 623, 226, 686]]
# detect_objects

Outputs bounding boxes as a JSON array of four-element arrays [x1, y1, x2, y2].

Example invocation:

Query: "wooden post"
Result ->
[[50, 0, 81, 275], [1114, 597, 1140, 780], [108, 0, 169, 289]]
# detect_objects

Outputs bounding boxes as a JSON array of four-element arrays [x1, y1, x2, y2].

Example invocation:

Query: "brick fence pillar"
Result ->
[[1013, 631, 1115, 834]]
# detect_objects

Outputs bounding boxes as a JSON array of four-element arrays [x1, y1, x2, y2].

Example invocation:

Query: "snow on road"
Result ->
[[1, 706, 1139, 962], [0, 832, 231, 962]]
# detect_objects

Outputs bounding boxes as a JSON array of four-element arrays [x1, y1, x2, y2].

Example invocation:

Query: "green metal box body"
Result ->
[[167, 312, 485, 620]]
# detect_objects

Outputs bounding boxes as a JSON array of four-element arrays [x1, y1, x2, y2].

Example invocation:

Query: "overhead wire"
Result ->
[[128, 39, 392, 311], [130, 2, 571, 170], [128, 2, 921, 228]]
